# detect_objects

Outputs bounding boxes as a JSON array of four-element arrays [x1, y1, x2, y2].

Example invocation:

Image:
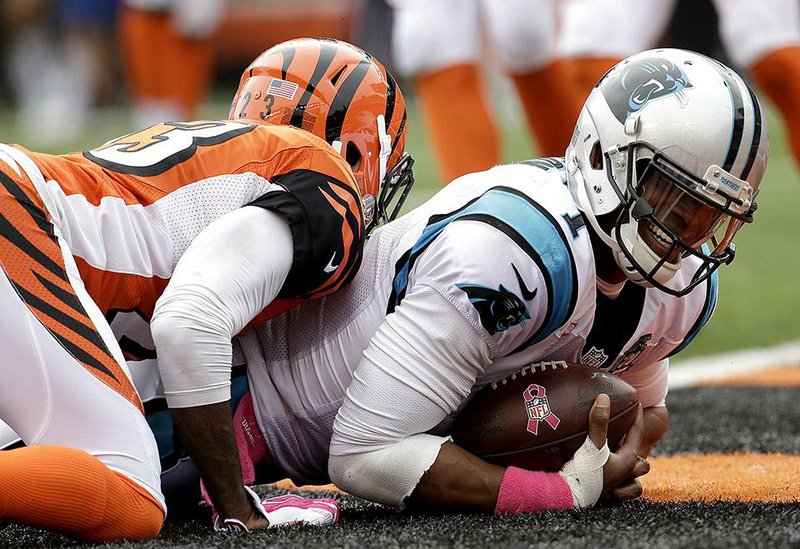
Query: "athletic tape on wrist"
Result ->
[[559, 437, 611, 508]]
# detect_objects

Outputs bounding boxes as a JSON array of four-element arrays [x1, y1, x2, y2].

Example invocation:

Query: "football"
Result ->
[[451, 361, 639, 472]]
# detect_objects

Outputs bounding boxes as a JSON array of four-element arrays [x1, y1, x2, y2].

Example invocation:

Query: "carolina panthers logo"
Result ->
[[514, 157, 566, 172], [456, 283, 531, 335], [602, 57, 692, 123]]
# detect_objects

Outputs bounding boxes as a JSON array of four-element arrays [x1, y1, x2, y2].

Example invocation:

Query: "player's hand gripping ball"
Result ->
[[451, 361, 639, 471]]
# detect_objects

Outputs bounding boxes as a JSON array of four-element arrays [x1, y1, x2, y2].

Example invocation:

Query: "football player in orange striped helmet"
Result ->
[[229, 37, 415, 229]]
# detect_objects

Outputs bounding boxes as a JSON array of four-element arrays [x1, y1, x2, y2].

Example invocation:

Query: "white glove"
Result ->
[[215, 486, 340, 532], [559, 437, 611, 509]]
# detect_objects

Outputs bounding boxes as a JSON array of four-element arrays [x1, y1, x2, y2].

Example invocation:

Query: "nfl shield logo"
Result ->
[[581, 346, 609, 369], [523, 384, 561, 435]]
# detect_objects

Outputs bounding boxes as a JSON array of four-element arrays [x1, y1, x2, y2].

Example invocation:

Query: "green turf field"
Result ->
[[1, 97, 796, 360]]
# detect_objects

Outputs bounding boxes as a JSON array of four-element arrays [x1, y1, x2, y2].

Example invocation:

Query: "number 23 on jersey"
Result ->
[[84, 121, 255, 177]]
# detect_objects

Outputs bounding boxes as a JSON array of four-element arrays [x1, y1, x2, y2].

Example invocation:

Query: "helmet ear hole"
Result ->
[[330, 65, 346, 86], [345, 141, 362, 172], [589, 140, 603, 170]]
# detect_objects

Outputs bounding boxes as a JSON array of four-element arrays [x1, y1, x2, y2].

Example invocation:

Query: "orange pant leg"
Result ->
[[416, 64, 501, 183], [568, 57, 622, 104], [0, 446, 163, 541], [119, 5, 215, 120], [510, 60, 584, 157], [751, 46, 800, 169], [119, 6, 170, 103]]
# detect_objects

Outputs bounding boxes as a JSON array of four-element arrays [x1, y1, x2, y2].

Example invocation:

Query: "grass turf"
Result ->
[[3, 494, 798, 548]]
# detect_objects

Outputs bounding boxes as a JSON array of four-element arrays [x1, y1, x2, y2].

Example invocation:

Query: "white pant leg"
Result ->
[[481, 0, 558, 72], [389, 0, 482, 77], [713, 0, 800, 67], [558, 0, 677, 59], [0, 259, 165, 513]]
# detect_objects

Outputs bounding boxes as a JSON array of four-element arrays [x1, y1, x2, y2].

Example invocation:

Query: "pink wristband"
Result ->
[[494, 466, 574, 515]]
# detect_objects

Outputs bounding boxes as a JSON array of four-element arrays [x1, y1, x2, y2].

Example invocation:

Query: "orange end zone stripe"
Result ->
[[699, 366, 800, 387], [269, 479, 341, 493], [642, 453, 800, 503]]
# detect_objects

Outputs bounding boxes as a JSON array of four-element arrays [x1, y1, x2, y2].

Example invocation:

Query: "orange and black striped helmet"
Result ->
[[229, 37, 415, 229]]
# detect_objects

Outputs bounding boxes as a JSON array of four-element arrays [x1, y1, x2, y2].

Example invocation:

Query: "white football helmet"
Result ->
[[566, 48, 769, 297]]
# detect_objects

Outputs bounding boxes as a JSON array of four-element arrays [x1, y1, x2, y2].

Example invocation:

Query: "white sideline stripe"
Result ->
[[669, 340, 800, 389]]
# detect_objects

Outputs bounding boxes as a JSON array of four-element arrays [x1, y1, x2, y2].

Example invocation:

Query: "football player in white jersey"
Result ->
[[1, 49, 768, 521], [218, 48, 768, 514], [123, 48, 765, 516]]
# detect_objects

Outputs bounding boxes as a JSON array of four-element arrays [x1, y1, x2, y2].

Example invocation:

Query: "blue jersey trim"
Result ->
[[670, 268, 719, 358], [388, 187, 578, 350]]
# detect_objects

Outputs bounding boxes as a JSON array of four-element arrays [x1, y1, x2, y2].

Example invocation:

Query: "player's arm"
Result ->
[[409, 396, 646, 512], [328, 283, 646, 513], [642, 406, 669, 457], [151, 205, 294, 530]]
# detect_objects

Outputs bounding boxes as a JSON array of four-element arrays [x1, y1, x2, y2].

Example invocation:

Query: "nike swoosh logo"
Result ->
[[511, 262, 538, 301], [323, 252, 339, 274]]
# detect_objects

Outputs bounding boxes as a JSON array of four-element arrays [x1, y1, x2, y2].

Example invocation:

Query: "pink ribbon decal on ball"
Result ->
[[523, 383, 561, 435]]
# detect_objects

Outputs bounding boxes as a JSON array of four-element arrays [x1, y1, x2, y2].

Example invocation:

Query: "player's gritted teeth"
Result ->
[[639, 221, 681, 263]]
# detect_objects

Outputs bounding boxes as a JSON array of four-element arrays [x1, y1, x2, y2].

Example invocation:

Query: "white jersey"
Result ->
[[241, 160, 717, 486], [241, 160, 597, 484]]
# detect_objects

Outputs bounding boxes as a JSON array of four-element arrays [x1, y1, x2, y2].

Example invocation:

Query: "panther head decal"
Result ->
[[600, 57, 692, 123], [457, 283, 531, 335]]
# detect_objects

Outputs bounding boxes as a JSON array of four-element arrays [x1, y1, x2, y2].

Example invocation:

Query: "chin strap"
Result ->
[[376, 114, 391, 191]]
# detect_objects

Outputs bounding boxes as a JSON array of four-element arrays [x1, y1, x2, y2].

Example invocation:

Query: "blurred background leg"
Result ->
[[119, 0, 225, 128], [715, 0, 800, 170], [391, 0, 500, 183], [483, 0, 581, 157]]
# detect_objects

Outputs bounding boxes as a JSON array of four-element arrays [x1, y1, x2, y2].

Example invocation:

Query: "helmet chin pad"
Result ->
[[617, 221, 681, 286]]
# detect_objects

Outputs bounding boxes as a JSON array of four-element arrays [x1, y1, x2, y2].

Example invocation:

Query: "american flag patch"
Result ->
[[267, 78, 299, 100]]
